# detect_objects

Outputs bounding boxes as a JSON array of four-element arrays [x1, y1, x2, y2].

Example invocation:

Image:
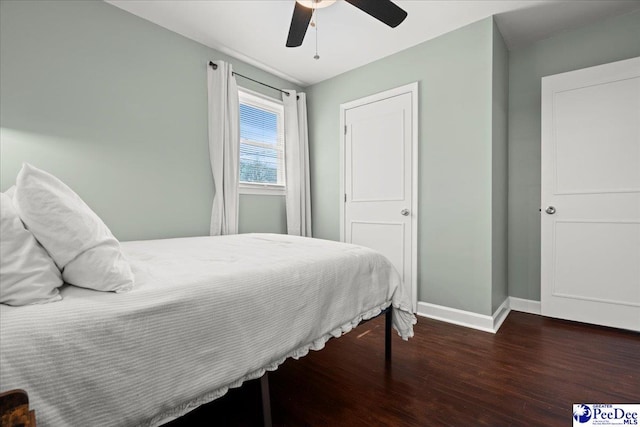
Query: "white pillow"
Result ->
[[13, 163, 134, 292], [1, 192, 63, 306]]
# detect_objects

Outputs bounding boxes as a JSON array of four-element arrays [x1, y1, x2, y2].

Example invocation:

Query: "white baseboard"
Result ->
[[509, 297, 541, 315], [416, 300, 509, 334], [493, 299, 510, 331], [416, 297, 541, 333]]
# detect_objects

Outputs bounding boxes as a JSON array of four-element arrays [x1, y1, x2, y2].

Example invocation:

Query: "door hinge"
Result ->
[[344, 193, 347, 202], [344, 125, 347, 135]]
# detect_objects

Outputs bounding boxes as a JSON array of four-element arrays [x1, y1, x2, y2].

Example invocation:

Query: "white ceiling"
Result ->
[[106, 0, 640, 87]]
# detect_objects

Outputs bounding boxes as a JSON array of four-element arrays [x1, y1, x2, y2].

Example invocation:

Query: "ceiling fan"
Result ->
[[286, 0, 408, 48]]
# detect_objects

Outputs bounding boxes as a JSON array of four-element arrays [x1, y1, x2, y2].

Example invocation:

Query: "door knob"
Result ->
[[545, 206, 556, 215], [401, 209, 410, 216]]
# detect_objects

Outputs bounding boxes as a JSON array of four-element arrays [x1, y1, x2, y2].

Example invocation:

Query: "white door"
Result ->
[[340, 83, 418, 312], [541, 56, 640, 331]]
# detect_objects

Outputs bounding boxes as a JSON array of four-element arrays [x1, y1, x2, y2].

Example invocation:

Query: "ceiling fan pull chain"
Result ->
[[314, 2, 320, 60]]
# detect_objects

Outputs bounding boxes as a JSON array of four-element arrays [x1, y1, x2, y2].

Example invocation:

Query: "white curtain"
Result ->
[[207, 60, 239, 235], [282, 90, 312, 237]]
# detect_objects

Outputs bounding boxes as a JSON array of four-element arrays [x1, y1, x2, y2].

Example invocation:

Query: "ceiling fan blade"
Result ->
[[344, 0, 407, 28], [286, 2, 314, 47]]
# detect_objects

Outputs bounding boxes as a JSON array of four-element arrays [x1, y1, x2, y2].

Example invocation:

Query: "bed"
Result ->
[[0, 233, 416, 427]]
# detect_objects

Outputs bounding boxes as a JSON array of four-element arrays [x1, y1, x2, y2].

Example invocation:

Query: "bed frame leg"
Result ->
[[260, 372, 272, 427], [385, 308, 392, 364]]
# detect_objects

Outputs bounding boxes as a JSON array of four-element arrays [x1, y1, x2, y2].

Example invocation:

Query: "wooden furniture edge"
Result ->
[[0, 389, 36, 427]]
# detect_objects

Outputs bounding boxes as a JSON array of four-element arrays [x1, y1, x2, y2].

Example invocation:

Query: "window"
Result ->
[[238, 89, 285, 195]]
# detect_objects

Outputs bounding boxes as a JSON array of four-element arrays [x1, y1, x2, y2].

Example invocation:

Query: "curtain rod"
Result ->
[[209, 61, 294, 98]]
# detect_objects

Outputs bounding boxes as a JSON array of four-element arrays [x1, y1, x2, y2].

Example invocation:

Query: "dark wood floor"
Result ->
[[167, 311, 639, 426]]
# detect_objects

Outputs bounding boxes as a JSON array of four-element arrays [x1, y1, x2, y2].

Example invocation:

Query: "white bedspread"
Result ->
[[0, 234, 415, 427]]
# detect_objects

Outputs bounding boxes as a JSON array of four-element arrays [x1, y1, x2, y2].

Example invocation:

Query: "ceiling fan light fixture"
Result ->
[[296, 0, 337, 10], [287, 0, 407, 48]]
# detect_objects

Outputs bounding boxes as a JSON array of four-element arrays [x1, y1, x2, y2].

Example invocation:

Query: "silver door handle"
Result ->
[[545, 206, 556, 215], [401, 209, 410, 216]]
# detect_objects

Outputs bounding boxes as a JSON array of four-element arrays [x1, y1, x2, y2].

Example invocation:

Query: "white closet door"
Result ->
[[341, 84, 418, 311], [541, 56, 640, 331]]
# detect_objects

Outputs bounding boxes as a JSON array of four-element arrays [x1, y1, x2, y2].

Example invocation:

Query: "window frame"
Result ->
[[237, 87, 286, 196]]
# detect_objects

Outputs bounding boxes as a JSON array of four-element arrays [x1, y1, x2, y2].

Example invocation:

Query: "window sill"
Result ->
[[239, 183, 286, 196]]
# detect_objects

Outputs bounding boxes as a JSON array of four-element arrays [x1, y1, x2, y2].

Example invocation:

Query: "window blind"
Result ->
[[238, 92, 285, 186]]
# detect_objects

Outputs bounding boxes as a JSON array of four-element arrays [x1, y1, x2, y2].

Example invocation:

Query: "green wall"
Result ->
[[307, 17, 507, 316], [0, 0, 295, 240], [239, 194, 286, 234], [507, 10, 640, 301], [491, 21, 509, 313]]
